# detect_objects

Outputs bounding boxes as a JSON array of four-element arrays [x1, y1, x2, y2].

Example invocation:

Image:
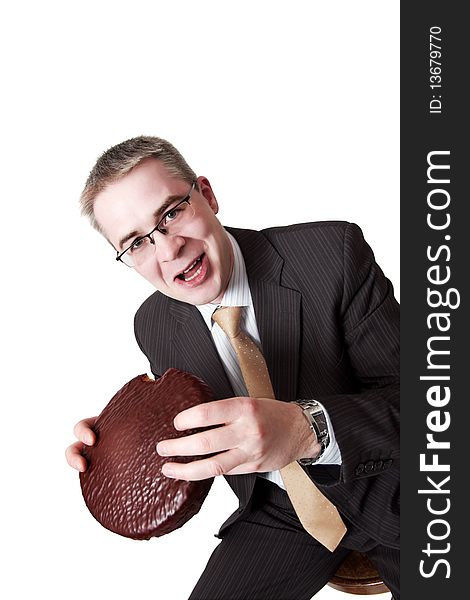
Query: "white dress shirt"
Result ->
[[196, 232, 341, 489]]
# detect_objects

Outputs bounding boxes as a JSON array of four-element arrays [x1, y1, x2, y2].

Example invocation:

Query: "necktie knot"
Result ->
[[212, 306, 242, 339]]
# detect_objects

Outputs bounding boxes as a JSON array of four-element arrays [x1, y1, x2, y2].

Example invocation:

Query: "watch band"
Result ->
[[292, 400, 330, 466]]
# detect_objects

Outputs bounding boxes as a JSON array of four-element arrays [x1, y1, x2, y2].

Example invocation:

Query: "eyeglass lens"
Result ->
[[122, 200, 195, 267]]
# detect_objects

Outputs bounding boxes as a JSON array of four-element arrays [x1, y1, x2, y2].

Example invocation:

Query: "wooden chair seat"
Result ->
[[328, 551, 389, 595]]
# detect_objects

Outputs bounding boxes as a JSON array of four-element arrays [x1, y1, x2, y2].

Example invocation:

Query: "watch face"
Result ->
[[296, 400, 330, 448], [294, 401, 330, 463], [307, 405, 328, 441]]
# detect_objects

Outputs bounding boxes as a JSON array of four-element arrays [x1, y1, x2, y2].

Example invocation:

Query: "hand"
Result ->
[[65, 416, 97, 472], [156, 397, 319, 481]]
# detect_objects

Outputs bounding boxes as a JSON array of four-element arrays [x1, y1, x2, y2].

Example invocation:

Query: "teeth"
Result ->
[[183, 258, 199, 274], [184, 265, 202, 282]]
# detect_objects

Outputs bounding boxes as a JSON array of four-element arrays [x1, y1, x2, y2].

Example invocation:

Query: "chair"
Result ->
[[328, 551, 389, 595]]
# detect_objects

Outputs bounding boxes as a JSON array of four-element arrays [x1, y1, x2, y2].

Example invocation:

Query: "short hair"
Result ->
[[80, 136, 197, 233]]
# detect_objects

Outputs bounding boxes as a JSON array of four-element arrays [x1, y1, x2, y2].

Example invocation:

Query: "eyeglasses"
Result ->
[[116, 181, 197, 268]]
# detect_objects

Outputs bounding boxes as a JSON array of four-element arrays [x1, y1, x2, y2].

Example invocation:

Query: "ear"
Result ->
[[196, 176, 219, 214]]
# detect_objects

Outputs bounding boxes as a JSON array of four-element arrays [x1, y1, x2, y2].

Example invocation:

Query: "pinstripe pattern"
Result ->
[[189, 478, 398, 599], [134, 221, 400, 563]]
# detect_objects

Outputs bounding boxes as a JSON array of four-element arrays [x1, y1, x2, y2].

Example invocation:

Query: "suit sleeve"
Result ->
[[311, 223, 399, 485]]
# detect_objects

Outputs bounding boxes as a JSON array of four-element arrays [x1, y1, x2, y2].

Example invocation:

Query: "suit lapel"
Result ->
[[169, 301, 235, 400], [250, 278, 301, 401], [228, 228, 302, 402]]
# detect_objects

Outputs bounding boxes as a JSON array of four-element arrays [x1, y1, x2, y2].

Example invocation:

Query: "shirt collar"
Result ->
[[196, 232, 251, 329]]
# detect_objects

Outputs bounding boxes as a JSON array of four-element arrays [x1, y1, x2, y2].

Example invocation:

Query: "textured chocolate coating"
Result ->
[[79, 368, 214, 540]]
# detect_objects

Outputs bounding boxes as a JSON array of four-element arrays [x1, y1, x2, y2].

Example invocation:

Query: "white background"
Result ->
[[1, 2, 398, 599]]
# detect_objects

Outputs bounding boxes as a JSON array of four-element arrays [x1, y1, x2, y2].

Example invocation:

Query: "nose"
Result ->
[[154, 233, 186, 262]]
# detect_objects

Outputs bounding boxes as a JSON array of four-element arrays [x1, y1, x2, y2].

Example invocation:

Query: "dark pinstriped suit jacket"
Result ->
[[134, 221, 400, 549]]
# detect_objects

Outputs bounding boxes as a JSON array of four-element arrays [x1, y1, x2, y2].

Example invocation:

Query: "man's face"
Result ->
[[93, 158, 234, 305]]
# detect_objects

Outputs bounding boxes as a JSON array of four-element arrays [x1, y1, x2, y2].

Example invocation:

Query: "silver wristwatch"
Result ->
[[292, 400, 330, 466]]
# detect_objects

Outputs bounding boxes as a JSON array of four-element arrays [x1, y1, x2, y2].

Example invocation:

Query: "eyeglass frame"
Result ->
[[115, 180, 197, 267]]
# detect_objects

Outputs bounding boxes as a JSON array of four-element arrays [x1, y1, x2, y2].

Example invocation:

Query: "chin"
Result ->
[[178, 285, 222, 306], [185, 291, 219, 306]]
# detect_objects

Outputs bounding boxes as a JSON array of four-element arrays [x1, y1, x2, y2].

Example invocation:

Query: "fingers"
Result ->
[[73, 417, 97, 445], [161, 448, 247, 481], [173, 397, 246, 430], [65, 441, 87, 472], [157, 424, 238, 458], [66, 416, 98, 472], [158, 397, 264, 480], [157, 399, 251, 480]]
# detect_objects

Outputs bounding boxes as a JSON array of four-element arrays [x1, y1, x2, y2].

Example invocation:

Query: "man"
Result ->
[[66, 136, 400, 599]]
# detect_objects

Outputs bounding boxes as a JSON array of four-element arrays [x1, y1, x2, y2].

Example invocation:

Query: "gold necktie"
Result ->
[[212, 306, 347, 552]]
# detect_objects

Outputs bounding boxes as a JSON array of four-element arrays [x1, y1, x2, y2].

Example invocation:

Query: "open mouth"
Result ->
[[175, 254, 205, 282]]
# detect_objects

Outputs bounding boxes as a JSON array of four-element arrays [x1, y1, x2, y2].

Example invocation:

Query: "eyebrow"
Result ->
[[117, 193, 187, 250]]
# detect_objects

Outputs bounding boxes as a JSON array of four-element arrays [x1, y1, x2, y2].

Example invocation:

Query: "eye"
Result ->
[[162, 205, 184, 226], [165, 209, 179, 222], [129, 237, 148, 253]]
